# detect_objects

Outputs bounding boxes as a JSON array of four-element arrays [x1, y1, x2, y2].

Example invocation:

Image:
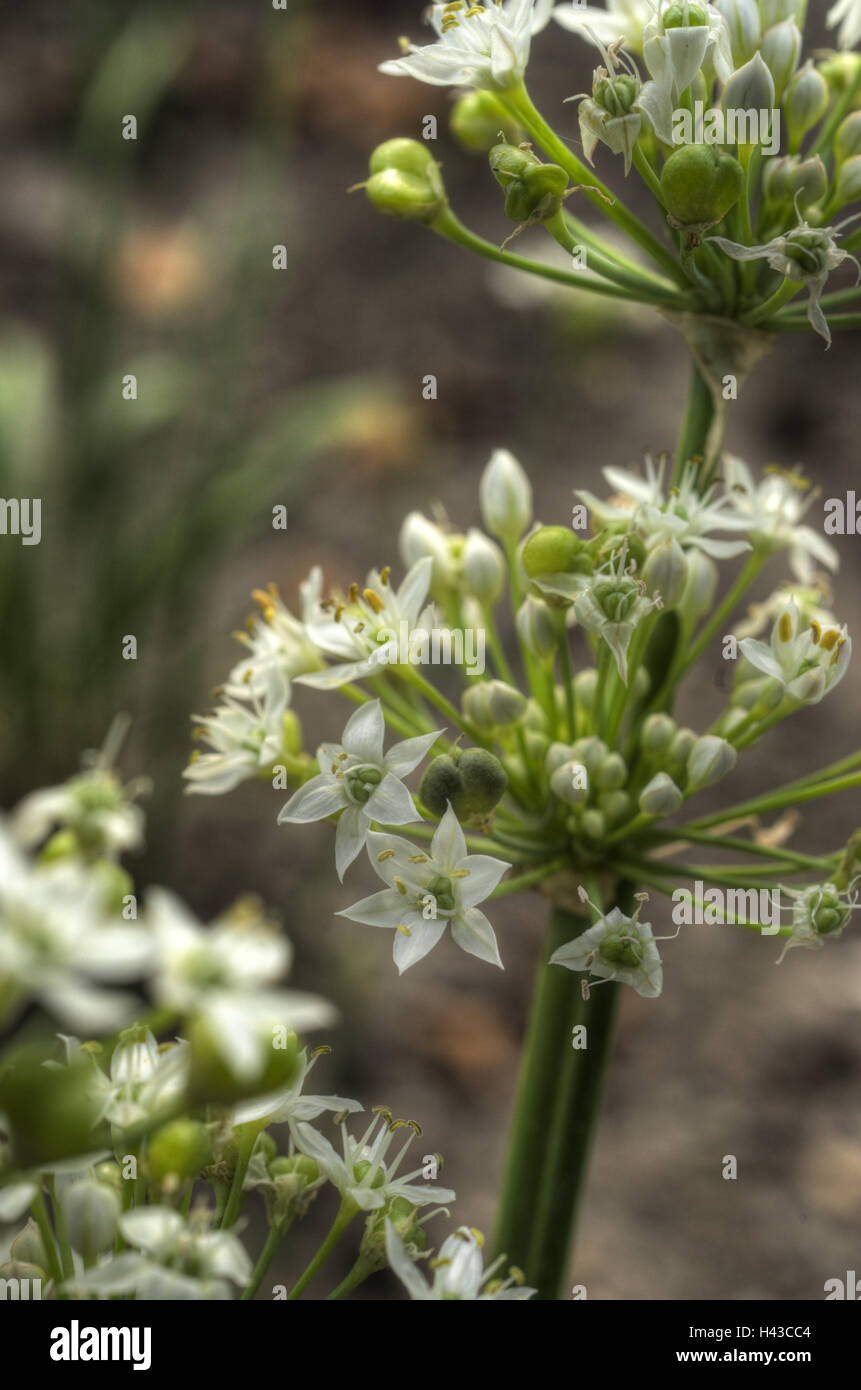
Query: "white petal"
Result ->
[[451, 907, 503, 968], [456, 853, 511, 907], [431, 805, 468, 867], [341, 700, 386, 763], [278, 775, 346, 824], [384, 729, 443, 777], [364, 774, 419, 827], [335, 805, 368, 881], [393, 917, 448, 972]]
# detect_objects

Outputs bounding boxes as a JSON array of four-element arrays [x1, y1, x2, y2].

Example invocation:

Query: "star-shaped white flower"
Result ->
[[147, 890, 336, 1081], [67, 1207, 252, 1300], [278, 700, 441, 880], [550, 900, 664, 997], [183, 667, 289, 796], [296, 558, 436, 690], [709, 215, 861, 346], [0, 825, 152, 1033], [47, 1030, 190, 1132], [385, 1219, 536, 1300], [827, 0, 861, 51], [226, 568, 325, 699], [738, 600, 851, 706], [338, 806, 510, 972], [379, 0, 554, 91], [776, 881, 857, 962], [292, 1109, 455, 1212], [578, 456, 752, 559], [722, 456, 838, 583]]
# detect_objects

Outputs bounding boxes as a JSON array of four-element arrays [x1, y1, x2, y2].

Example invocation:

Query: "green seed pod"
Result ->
[[660, 144, 744, 228], [451, 91, 522, 153], [369, 138, 439, 179], [419, 754, 464, 818], [522, 525, 590, 579], [504, 162, 569, 223], [365, 168, 445, 223], [148, 1118, 214, 1187], [663, 1, 709, 26], [187, 1015, 299, 1105], [457, 747, 509, 817]]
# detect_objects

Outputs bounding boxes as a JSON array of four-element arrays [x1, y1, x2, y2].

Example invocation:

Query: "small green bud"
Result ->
[[546, 742, 577, 776], [463, 528, 505, 604], [93, 1161, 122, 1192], [598, 789, 632, 825], [595, 752, 627, 791], [419, 754, 463, 818], [761, 21, 801, 101], [835, 154, 861, 208], [365, 168, 445, 223], [523, 698, 551, 733], [667, 727, 697, 776], [10, 1219, 47, 1269], [524, 729, 550, 762], [462, 679, 528, 729], [369, 139, 438, 179], [661, 143, 744, 228], [641, 713, 677, 757], [712, 0, 761, 66], [818, 51, 861, 95], [783, 61, 828, 145], [641, 538, 687, 608], [580, 809, 606, 841], [516, 595, 557, 659], [574, 667, 598, 712], [522, 526, 590, 579], [686, 735, 737, 791], [148, 1118, 213, 1187], [550, 760, 589, 807], [678, 549, 718, 625], [722, 51, 776, 128], [572, 736, 609, 778], [479, 448, 532, 544], [451, 91, 522, 153], [63, 1179, 120, 1260], [762, 155, 827, 210], [639, 772, 683, 816], [835, 111, 861, 165], [809, 887, 851, 936]]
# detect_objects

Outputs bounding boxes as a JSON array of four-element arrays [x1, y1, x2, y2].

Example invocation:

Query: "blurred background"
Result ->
[[2, 0, 861, 1299]]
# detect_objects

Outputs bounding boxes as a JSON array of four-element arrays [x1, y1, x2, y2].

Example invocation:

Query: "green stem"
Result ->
[[546, 209, 681, 304], [30, 1187, 64, 1287], [652, 826, 835, 872], [285, 1199, 357, 1300], [220, 1122, 260, 1230], [674, 361, 715, 486], [492, 902, 589, 1279], [686, 771, 861, 831], [503, 84, 687, 286], [489, 857, 569, 897], [47, 1177, 74, 1280], [743, 278, 803, 326], [326, 1256, 378, 1300], [241, 1224, 285, 1301]]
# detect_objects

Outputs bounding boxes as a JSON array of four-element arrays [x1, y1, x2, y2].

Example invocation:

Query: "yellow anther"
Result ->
[[334, 604, 345, 622], [372, 1104, 393, 1118], [394, 877, 408, 895], [810, 619, 822, 644], [188, 749, 200, 763], [509, 1265, 526, 1285], [380, 566, 391, 585], [465, 4, 486, 14], [430, 1256, 453, 1269], [468, 1226, 485, 1247], [349, 582, 359, 603], [377, 849, 396, 862], [397, 923, 413, 936], [80, 1041, 103, 1054], [363, 588, 386, 614], [408, 853, 430, 863], [451, 868, 470, 878], [777, 611, 793, 643], [397, 35, 411, 54], [354, 622, 365, 634], [819, 627, 839, 651], [310, 1044, 333, 1057], [338, 752, 349, 760], [408, 1119, 423, 1137]]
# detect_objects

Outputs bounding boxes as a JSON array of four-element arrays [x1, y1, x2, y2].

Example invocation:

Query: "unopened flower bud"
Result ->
[[819, 51, 861, 96], [517, 595, 556, 659], [667, 726, 697, 775], [522, 525, 590, 579], [722, 52, 776, 134], [580, 809, 606, 841], [762, 154, 827, 209], [463, 679, 527, 729], [639, 772, 684, 816], [759, 0, 800, 25], [479, 449, 533, 544], [783, 62, 828, 145], [550, 760, 590, 807], [761, 21, 801, 100], [546, 742, 576, 776], [835, 154, 861, 208], [642, 538, 687, 608], [490, 143, 569, 223], [463, 528, 505, 604], [524, 728, 550, 762], [450, 91, 522, 153], [661, 143, 744, 227], [835, 111, 861, 165], [678, 549, 718, 625], [596, 752, 628, 790], [572, 736, 609, 778], [598, 789, 632, 825], [574, 667, 598, 712], [712, 0, 760, 65], [63, 1179, 120, 1260], [686, 735, 737, 791], [641, 713, 677, 757], [399, 511, 457, 591], [10, 1219, 47, 1269]]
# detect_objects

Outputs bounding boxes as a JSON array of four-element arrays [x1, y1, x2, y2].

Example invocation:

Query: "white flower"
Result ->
[[385, 1219, 536, 1299], [553, 0, 653, 51], [578, 456, 752, 558], [67, 1207, 251, 1300], [278, 701, 440, 880], [0, 827, 152, 1033], [54, 1030, 190, 1131], [642, 1, 734, 101], [183, 667, 289, 795], [147, 890, 336, 1081], [738, 600, 851, 706], [292, 1109, 455, 1212], [479, 448, 533, 543], [776, 881, 857, 962], [226, 569, 325, 698], [338, 806, 510, 972], [734, 580, 837, 640], [827, 0, 861, 50], [709, 216, 861, 346], [232, 1047, 362, 1129], [379, 0, 554, 91], [723, 456, 838, 582], [550, 898, 664, 997], [296, 558, 436, 690]]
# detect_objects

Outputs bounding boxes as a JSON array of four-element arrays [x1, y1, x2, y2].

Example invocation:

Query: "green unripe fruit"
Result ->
[[663, 2, 708, 26], [457, 747, 509, 816], [660, 144, 744, 227], [599, 933, 641, 966], [419, 754, 464, 818], [353, 1160, 386, 1188], [370, 139, 438, 179], [523, 526, 589, 579], [503, 163, 569, 223], [38, 828, 79, 864], [187, 1016, 299, 1105], [148, 1118, 213, 1186], [365, 169, 444, 223], [451, 92, 522, 152]]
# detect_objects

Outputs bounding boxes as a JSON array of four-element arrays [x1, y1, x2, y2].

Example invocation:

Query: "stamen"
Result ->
[[408, 853, 430, 863], [377, 849, 396, 862], [397, 923, 413, 936], [363, 588, 386, 614]]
